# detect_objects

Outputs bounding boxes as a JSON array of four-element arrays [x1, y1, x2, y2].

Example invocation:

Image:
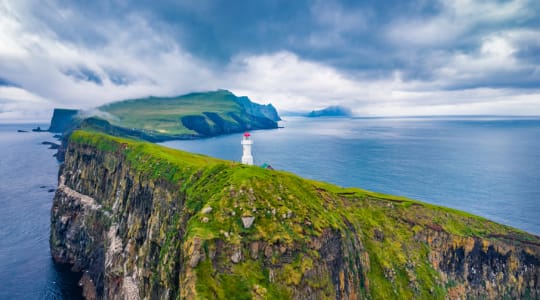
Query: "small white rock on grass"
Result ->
[[241, 216, 255, 228]]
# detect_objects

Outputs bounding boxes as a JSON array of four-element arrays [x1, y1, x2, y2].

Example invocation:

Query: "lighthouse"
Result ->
[[241, 132, 254, 165]]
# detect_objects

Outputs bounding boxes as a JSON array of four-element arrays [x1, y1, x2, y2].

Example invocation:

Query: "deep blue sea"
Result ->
[[0, 124, 82, 299], [0, 117, 539, 299]]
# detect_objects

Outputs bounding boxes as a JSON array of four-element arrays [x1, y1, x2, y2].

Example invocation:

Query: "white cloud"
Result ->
[[307, 0, 369, 48], [364, 90, 540, 116], [385, 0, 532, 47], [0, 0, 538, 123], [443, 0, 530, 23], [386, 17, 465, 47], [0, 86, 54, 122], [428, 29, 540, 88], [480, 35, 516, 57], [0, 14, 27, 58], [226, 51, 540, 116], [0, 2, 219, 122]]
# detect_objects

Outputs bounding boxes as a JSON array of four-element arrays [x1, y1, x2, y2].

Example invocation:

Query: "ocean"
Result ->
[[0, 124, 82, 299], [0, 116, 539, 298], [162, 116, 540, 235]]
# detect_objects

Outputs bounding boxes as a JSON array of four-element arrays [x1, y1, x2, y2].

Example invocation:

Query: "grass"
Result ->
[[69, 130, 538, 299], [99, 90, 244, 135]]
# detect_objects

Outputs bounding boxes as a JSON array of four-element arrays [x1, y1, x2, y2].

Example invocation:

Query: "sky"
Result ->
[[1, 0, 539, 122]]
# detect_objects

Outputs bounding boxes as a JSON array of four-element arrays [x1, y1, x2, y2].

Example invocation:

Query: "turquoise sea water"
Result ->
[[0, 116, 539, 298]]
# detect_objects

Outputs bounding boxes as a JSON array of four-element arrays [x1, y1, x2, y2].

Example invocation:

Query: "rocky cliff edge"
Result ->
[[51, 131, 540, 299]]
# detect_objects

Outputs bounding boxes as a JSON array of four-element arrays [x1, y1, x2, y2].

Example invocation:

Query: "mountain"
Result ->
[[47, 90, 280, 161], [50, 130, 540, 299], [233, 96, 281, 121], [306, 105, 352, 117], [48, 108, 80, 133], [48, 90, 280, 141]]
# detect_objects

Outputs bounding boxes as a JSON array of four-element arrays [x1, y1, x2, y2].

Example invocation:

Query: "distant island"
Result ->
[[49, 90, 280, 140], [306, 105, 352, 117], [47, 90, 280, 160]]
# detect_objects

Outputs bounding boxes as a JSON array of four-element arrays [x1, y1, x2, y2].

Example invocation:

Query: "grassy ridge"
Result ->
[[99, 90, 261, 135], [70, 130, 538, 299]]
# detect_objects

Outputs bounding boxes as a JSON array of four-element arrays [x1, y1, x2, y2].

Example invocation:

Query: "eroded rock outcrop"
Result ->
[[51, 131, 540, 299]]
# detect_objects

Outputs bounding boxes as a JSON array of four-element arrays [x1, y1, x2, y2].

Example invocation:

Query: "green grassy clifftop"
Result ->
[[51, 131, 540, 299]]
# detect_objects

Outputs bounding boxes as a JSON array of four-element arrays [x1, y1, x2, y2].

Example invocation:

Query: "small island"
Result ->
[[306, 105, 353, 117], [31, 126, 47, 132]]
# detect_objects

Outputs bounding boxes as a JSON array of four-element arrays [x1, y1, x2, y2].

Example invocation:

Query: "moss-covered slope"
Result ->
[[51, 131, 540, 299], [48, 90, 280, 146], [98, 90, 279, 139]]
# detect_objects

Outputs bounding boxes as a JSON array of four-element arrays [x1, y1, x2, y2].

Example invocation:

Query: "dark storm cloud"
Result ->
[[63, 67, 103, 85], [1, 0, 539, 121], [0, 77, 20, 87], [38, 0, 539, 87]]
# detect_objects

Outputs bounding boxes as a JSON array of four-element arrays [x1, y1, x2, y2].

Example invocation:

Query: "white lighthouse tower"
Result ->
[[241, 132, 254, 165]]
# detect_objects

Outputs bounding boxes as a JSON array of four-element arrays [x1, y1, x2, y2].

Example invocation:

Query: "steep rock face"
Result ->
[[180, 112, 277, 137], [51, 131, 540, 299], [234, 96, 281, 121], [48, 108, 80, 133], [51, 144, 187, 299], [416, 229, 540, 298]]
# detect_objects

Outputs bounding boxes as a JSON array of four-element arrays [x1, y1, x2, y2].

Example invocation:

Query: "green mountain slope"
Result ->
[[48, 90, 280, 143], [50, 130, 540, 299], [98, 90, 279, 138]]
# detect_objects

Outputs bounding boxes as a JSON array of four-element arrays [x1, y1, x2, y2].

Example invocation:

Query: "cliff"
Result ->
[[51, 131, 540, 299], [48, 108, 81, 133], [234, 96, 281, 121]]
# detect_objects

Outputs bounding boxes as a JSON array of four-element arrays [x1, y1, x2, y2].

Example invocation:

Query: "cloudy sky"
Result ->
[[1, 0, 539, 122]]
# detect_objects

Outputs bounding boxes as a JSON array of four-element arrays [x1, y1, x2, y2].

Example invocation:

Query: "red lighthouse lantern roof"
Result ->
[[243, 132, 251, 137]]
